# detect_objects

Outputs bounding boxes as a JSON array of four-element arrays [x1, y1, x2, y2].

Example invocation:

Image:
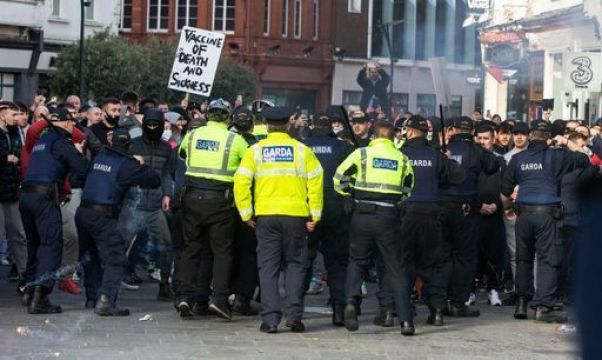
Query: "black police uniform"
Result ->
[[440, 118, 501, 315], [502, 124, 593, 319], [304, 127, 354, 324], [400, 126, 466, 324], [76, 137, 160, 315], [20, 116, 89, 314]]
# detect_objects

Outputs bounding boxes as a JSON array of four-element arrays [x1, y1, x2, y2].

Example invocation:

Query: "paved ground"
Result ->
[[0, 267, 576, 360]]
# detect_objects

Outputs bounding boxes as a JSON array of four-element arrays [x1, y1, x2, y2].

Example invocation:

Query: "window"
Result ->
[[120, 0, 132, 30], [281, 0, 288, 37], [213, 0, 236, 33], [148, 0, 169, 31], [0, 73, 15, 102], [85, 0, 94, 20], [416, 94, 437, 117], [449, 96, 463, 117], [177, 0, 198, 30], [435, 0, 447, 57], [343, 91, 362, 108], [348, 0, 361, 13], [293, 0, 301, 38], [312, 0, 318, 40], [371, 0, 404, 58], [263, 0, 271, 35], [51, 0, 60, 17]]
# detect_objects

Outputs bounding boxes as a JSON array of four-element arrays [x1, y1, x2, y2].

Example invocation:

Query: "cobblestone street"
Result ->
[[0, 268, 576, 360]]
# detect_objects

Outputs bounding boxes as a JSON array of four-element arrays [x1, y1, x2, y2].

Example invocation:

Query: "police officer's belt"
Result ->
[[185, 187, 227, 200], [21, 182, 57, 199], [80, 202, 118, 219], [516, 204, 561, 215], [354, 200, 399, 216], [442, 201, 479, 215], [402, 203, 441, 218]]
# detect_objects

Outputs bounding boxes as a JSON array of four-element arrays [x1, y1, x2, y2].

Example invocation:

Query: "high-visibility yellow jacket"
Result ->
[[333, 138, 414, 199], [179, 121, 248, 183], [233, 132, 324, 221], [252, 124, 269, 141]]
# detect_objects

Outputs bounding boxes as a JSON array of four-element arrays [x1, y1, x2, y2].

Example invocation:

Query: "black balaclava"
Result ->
[[143, 108, 165, 142]]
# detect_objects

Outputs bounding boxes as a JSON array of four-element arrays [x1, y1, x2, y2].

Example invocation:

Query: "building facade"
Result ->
[[0, 0, 120, 103], [479, 0, 602, 123], [119, 0, 335, 114], [331, 0, 482, 118]]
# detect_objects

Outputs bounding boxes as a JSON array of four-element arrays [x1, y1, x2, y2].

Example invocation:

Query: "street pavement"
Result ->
[[0, 267, 576, 360]]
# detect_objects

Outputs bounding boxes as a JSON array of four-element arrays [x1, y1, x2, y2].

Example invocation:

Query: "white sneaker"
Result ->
[[148, 269, 162, 282], [488, 289, 502, 306], [0, 258, 10, 266], [465, 292, 476, 306], [72, 272, 80, 282], [361, 281, 368, 298]]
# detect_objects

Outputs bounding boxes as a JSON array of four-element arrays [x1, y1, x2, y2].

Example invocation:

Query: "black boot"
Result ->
[[535, 306, 568, 323], [21, 287, 34, 307], [343, 303, 359, 331], [514, 296, 528, 320], [157, 283, 174, 302], [427, 309, 444, 326], [450, 302, 480, 317], [28, 287, 62, 314], [373, 310, 395, 327], [232, 295, 258, 316], [401, 321, 415, 336], [94, 294, 130, 316], [209, 298, 232, 320], [332, 303, 345, 327]]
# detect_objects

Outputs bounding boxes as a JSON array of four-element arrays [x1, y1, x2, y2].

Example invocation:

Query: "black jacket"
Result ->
[[0, 126, 22, 202], [357, 68, 390, 111]]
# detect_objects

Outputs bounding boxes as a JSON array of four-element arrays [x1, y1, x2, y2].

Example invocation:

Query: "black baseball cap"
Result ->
[[350, 110, 368, 123], [405, 115, 429, 132], [111, 128, 131, 149], [48, 107, 73, 122], [313, 112, 331, 128], [512, 122, 529, 134], [262, 106, 294, 124], [530, 119, 551, 132], [451, 116, 474, 131], [143, 108, 165, 124]]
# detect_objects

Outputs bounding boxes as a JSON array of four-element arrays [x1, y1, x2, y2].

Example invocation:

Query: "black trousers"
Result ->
[[477, 212, 506, 290], [232, 217, 259, 298], [256, 216, 308, 325], [441, 206, 478, 304], [75, 207, 127, 303], [559, 226, 578, 303], [20, 192, 63, 292], [346, 206, 412, 322], [400, 204, 447, 312], [178, 192, 235, 303], [305, 196, 350, 306], [515, 211, 561, 308]]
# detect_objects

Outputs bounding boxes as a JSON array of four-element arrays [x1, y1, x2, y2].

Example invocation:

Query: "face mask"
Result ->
[[143, 124, 163, 142], [332, 125, 344, 134], [427, 132, 433, 142], [161, 129, 172, 141], [105, 112, 119, 126]]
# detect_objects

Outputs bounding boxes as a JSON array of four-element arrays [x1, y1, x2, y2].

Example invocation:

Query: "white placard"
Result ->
[[563, 52, 601, 91], [168, 27, 226, 97]]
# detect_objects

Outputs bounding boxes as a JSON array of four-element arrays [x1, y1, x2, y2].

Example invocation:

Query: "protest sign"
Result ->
[[168, 26, 225, 97]]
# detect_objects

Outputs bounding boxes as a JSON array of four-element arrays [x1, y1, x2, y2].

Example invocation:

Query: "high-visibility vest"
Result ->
[[252, 124, 269, 141], [233, 132, 323, 221], [179, 121, 248, 183], [333, 138, 413, 197]]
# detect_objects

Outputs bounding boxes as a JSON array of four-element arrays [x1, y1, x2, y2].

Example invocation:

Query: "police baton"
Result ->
[[438, 104, 447, 153], [339, 105, 359, 148]]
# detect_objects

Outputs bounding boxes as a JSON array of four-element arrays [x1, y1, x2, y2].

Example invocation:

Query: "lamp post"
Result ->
[[79, 1, 90, 102], [377, 19, 404, 119]]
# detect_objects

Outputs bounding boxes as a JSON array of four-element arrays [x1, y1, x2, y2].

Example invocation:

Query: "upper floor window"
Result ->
[[348, 0, 361, 13], [148, 0, 169, 31], [177, 0, 198, 30], [85, 0, 94, 20], [120, 0, 132, 30], [312, 0, 318, 40], [213, 0, 236, 33], [281, 0, 288, 37], [51, 0, 61, 17], [263, 0, 271, 35], [293, 0, 301, 38]]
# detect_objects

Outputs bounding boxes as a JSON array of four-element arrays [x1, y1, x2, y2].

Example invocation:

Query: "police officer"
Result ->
[[176, 99, 248, 320], [251, 100, 273, 141], [440, 116, 501, 317], [76, 129, 160, 316], [19, 108, 88, 314], [400, 115, 466, 327], [233, 106, 324, 334], [501, 120, 594, 322], [229, 107, 259, 315], [303, 111, 354, 326], [334, 120, 415, 336]]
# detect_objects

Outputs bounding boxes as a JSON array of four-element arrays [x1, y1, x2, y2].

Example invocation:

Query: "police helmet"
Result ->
[[251, 99, 274, 115], [207, 98, 231, 122]]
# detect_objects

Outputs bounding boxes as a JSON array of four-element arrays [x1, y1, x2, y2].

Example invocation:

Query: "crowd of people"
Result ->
[[0, 90, 601, 336]]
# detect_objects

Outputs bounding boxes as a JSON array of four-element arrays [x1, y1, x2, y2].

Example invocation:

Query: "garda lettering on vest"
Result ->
[[521, 163, 543, 171], [32, 144, 46, 152], [372, 158, 398, 171], [262, 146, 294, 162], [451, 155, 463, 164], [311, 146, 332, 154], [93, 163, 112, 173], [409, 159, 432, 167], [196, 139, 220, 151]]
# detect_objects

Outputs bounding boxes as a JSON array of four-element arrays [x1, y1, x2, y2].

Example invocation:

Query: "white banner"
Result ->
[[563, 52, 601, 91], [168, 26, 225, 97]]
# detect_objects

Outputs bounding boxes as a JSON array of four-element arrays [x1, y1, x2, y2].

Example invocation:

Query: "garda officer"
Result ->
[[333, 120, 415, 336], [233, 106, 324, 334], [440, 116, 500, 317], [76, 129, 160, 316], [229, 107, 260, 315], [501, 120, 594, 322], [400, 115, 466, 327], [303, 112, 354, 326], [251, 100, 273, 141], [19, 108, 88, 314], [176, 99, 248, 320]]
